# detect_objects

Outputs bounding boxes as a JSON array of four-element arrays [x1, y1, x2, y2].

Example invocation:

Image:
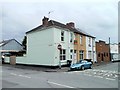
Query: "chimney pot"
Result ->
[[66, 22, 75, 28], [42, 16, 49, 26]]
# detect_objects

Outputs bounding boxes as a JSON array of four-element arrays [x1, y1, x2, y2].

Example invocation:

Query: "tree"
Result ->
[[22, 36, 27, 50]]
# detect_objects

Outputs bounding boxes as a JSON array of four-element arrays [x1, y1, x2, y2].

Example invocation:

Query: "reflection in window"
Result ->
[[60, 49, 66, 60], [61, 31, 64, 41]]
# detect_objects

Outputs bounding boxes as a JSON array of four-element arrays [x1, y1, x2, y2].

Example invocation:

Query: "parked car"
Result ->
[[70, 60, 92, 71], [111, 54, 120, 62]]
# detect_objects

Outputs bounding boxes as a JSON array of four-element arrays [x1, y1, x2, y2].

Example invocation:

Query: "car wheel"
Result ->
[[81, 66, 85, 70], [70, 68, 73, 71], [77, 67, 81, 70], [76, 67, 79, 70], [90, 65, 92, 69]]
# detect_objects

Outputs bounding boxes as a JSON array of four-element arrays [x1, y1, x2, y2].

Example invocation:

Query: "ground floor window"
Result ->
[[79, 50, 84, 60], [88, 51, 92, 59], [60, 49, 66, 60], [70, 49, 73, 59], [74, 50, 77, 60], [70, 49, 77, 60]]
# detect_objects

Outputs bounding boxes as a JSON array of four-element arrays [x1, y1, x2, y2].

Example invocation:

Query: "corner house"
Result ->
[[5, 17, 96, 66]]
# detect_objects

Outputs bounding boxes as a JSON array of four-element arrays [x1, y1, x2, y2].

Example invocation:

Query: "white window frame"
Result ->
[[92, 39, 95, 47], [61, 31, 64, 41], [89, 37, 91, 47], [79, 50, 84, 60], [70, 49, 73, 59], [70, 33, 73, 43], [88, 51, 92, 59], [80, 35, 82, 44], [60, 49, 66, 60]]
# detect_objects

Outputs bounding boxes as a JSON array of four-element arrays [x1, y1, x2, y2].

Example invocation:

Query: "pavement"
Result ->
[[2, 63, 70, 72], [93, 61, 113, 67], [2, 61, 118, 72]]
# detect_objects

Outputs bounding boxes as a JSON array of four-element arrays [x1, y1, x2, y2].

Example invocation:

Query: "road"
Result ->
[[1, 62, 119, 89]]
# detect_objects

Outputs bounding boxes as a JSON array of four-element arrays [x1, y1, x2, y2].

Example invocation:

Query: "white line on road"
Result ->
[[94, 76, 103, 78], [10, 73, 31, 78], [18, 75, 31, 78], [47, 81, 75, 88], [105, 78, 115, 81]]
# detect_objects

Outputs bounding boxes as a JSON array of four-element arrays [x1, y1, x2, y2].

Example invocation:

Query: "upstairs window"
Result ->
[[70, 33, 73, 43], [92, 39, 95, 47], [89, 37, 91, 47], [61, 31, 64, 41], [80, 35, 82, 44]]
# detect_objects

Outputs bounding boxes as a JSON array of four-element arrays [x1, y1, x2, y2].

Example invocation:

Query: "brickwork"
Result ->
[[96, 40, 110, 63]]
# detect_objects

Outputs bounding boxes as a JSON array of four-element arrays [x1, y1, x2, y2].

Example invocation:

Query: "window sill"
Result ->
[[60, 60, 67, 63], [61, 41, 65, 43]]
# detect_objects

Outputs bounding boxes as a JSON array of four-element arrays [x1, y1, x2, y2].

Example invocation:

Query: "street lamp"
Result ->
[[57, 44, 62, 69]]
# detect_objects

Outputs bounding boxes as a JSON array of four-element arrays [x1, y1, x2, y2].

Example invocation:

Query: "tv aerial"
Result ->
[[48, 11, 54, 18]]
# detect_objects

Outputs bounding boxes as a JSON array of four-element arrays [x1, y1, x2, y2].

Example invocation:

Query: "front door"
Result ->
[[101, 53, 104, 61]]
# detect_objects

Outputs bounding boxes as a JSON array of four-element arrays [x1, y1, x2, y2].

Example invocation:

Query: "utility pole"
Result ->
[[109, 37, 111, 61]]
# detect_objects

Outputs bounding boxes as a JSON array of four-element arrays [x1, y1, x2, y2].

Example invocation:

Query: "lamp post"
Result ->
[[57, 44, 62, 69], [109, 37, 111, 61]]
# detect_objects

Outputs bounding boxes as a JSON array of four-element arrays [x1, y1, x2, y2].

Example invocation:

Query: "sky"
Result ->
[[0, 0, 119, 44]]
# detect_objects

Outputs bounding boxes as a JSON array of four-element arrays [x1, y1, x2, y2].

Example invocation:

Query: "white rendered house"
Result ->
[[6, 17, 96, 66], [17, 17, 76, 66], [86, 36, 96, 62]]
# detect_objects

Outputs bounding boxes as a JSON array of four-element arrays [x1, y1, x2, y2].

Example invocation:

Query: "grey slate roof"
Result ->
[[0, 39, 12, 47], [26, 19, 95, 38], [0, 39, 23, 47]]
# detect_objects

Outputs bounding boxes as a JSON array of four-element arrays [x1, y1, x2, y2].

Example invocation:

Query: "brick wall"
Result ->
[[96, 41, 110, 63]]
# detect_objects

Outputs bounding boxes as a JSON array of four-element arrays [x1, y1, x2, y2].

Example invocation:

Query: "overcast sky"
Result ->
[[0, 0, 118, 44]]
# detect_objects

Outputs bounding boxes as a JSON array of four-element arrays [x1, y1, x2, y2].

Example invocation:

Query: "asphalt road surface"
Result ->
[[1, 62, 119, 89]]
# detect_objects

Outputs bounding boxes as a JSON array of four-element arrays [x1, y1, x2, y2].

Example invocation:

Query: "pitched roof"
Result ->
[[26, 19, 95, 38], [0, 39, 23, 47], [0, 39, 12, 47], [76, 28, 95, 38]]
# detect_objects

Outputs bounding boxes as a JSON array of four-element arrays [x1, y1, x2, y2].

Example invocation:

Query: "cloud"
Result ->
[[1, 0, 118, 43]]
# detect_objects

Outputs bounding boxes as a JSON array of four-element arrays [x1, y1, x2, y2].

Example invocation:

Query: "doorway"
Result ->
[[101, 53, 104, 61]]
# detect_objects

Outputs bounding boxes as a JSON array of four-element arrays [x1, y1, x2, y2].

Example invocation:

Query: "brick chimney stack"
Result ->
[[42, 16, 49, 26], [66, 22, 75, 29]]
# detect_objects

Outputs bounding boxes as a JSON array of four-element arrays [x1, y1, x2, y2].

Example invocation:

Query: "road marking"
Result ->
[[10, 73, 17, 76], [105, 78, 115, 81], [47, 81, 75, 88], [94, 76, 103, 78], [18, 75, 31, 78], [10, 73, 31, 78]]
